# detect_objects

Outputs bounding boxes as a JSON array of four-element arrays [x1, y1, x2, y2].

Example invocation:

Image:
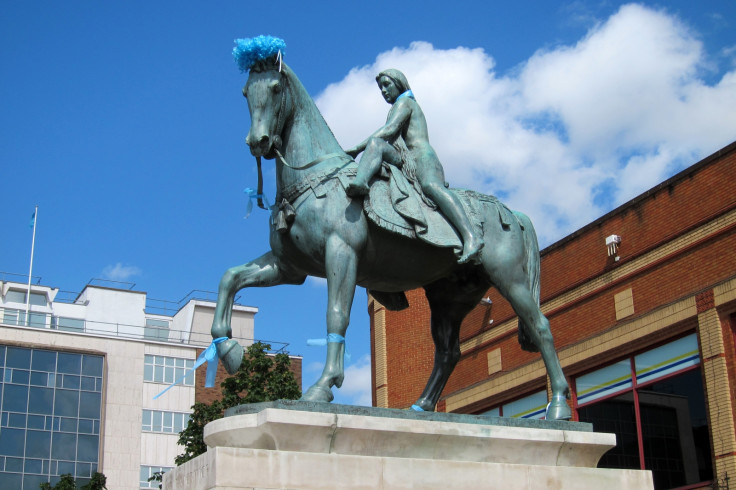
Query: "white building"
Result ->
[[0, 275, 257, 489]]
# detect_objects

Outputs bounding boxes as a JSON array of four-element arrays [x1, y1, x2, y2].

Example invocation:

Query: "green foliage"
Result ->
[[175, 342, 301, 465], [39, 472, 107, 490]]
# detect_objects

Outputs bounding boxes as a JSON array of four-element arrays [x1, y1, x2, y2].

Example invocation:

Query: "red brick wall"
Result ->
[[194, 349, 302, 406], [377, 141, 736, 411]]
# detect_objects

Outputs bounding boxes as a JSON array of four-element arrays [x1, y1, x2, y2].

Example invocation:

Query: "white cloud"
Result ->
[[333, 354, 373, 407], [305, 355, 373, 407], [101, 263, 141, 281], [315, 3, 736, 245]]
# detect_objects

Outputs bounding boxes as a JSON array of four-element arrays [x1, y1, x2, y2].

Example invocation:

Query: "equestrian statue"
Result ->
[[210, 36, 571, 420]]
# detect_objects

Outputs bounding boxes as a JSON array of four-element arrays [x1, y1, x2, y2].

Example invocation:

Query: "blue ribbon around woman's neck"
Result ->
[[307, 333, 350, 360], [396, 90, 415, 101], [153, 337, 228, 400], [244, 187, 271, 218]]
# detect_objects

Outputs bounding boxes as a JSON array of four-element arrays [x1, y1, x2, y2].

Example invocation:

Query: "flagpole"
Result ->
[[26, 205, 38, 326]]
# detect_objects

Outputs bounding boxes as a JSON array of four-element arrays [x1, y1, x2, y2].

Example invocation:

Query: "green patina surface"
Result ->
[[224, 400, 592, 432]]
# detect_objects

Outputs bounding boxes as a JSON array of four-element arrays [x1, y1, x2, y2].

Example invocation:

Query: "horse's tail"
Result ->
[[512, 211, 541, 353]]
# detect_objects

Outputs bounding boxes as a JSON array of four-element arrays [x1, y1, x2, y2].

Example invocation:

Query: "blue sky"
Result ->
[[2, 1, 735, 406]]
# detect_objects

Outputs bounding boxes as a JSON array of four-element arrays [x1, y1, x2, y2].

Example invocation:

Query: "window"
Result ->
[[143, 355, 194, 385], [142, 410, 190, 434], [575, 334, 712, 489], [140, 465, 172, 488], [51, 317, 85, 333], [144, 319, 170, 341], [2, 309, 48, 328], [0, 346, 104, 489], [482, 390, 547, 419], [4, 291, 47, 307]]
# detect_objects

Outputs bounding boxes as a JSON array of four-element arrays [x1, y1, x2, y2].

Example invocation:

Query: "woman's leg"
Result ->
[[346, 138, 400, 197]]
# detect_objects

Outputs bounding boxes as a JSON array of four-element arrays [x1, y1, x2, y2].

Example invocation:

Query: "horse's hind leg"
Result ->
[[412, 278, 487, 411], [211, 251, 306, 374], [500, 280, 571, 420]]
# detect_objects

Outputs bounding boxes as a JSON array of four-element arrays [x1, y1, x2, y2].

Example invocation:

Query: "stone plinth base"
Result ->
[[164, 401, 653, 490]]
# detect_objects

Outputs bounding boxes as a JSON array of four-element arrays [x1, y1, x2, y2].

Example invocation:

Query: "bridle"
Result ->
[[252, 68, 352, 210]]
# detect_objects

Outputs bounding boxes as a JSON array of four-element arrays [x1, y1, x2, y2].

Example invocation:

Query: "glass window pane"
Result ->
[[4, 290, 26, 303], [6, 347, 31, 369], [79, 392, 101, 419], [24, 474, 48, 489], [576, 360, 632, 406], [144, 364, 153, 381], [152, 411, 162, 432], [29, 386, 54, 415], [165, 357, 175, 367], [77, 434, 98, 463], [57, 317, 84, 332], [57, 460, 75, 476], [164, 366, 174, 384], [0, 428, 26, 456], [503, 390, 548, 419], [54, 389, 79, 417], [31, 371, 49, 386], [24, 457, 43, 473], [60, 417, 77, 433], [81, 376, 95, 391], [78, 419, 93, 434], [11, 369, 29, 384], [51, 432, 76, 459], [6, 456, 24, 471], [578, 391, 640, 469], [639, 368, 713, 487], [3, 384, 29, 412], [9, 412, 26, 428], [28, 414, 45, 429], [635, 334, 699, 385], [81, 356, 103, 377], [25, 429, 51, 458], [76, 461, 91, 478], [57, 353, 81, 375], [32, 350, 57, 372], [29, 292, 47, 307], [163, 411, 173, 431], [63, 374, 80, 390], [154, 365, 164, 383], [0, 473, 22, 488]]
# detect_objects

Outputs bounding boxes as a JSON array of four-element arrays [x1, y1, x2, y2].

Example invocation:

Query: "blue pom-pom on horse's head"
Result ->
[[233, 35, 286, 73]]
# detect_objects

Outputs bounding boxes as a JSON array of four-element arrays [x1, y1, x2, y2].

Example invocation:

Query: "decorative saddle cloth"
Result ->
[[347, 164, 519, 249]]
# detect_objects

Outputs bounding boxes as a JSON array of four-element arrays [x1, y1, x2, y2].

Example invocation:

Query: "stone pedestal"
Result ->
[[164, 401, 653, 489]]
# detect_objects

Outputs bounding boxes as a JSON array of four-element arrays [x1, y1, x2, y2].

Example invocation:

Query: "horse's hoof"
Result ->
[[216, 339, 244, 375], [411, 398, 435, 412], [545, 396, 572, 420], [301, 384, 334, 403]]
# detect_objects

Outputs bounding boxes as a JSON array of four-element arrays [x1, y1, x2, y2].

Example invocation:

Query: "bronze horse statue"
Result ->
[[211, 40, 571, 420]]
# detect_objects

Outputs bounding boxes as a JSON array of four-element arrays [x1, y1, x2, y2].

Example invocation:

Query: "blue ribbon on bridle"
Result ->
[[307, 333, 351, 360], [153, 337, 228, 399], [396, 90, 415, 101], [244, 187, 271, 218]]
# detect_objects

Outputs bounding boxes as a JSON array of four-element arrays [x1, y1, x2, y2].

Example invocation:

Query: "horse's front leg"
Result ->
[[211, 251, 306, 374], [301, 235, 358, 403]]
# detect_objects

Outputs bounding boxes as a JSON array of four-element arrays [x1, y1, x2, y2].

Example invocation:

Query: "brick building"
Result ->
[[370, 140, 736, 489]]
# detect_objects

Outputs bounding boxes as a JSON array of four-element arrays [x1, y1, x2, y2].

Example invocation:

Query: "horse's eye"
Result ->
[[272, 83, 281, 94]]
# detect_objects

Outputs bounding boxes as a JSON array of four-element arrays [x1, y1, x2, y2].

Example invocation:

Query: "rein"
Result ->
[[251, 69, 354, 209]]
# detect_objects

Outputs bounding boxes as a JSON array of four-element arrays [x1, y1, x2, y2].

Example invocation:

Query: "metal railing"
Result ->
[[0, 307, 288, 353]]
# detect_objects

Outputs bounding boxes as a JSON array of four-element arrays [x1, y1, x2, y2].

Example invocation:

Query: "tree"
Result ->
[[39, 472, 107, 490], [175, 341, 301, 464]]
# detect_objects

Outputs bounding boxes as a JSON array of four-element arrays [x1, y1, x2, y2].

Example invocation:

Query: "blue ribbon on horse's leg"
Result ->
[[243, 187, 271, 218], [153, 337, 229, 400], [306, 333, 350, 360]]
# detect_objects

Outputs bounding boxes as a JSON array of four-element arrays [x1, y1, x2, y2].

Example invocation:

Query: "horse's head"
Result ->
[[244, 65, 291, 159]]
